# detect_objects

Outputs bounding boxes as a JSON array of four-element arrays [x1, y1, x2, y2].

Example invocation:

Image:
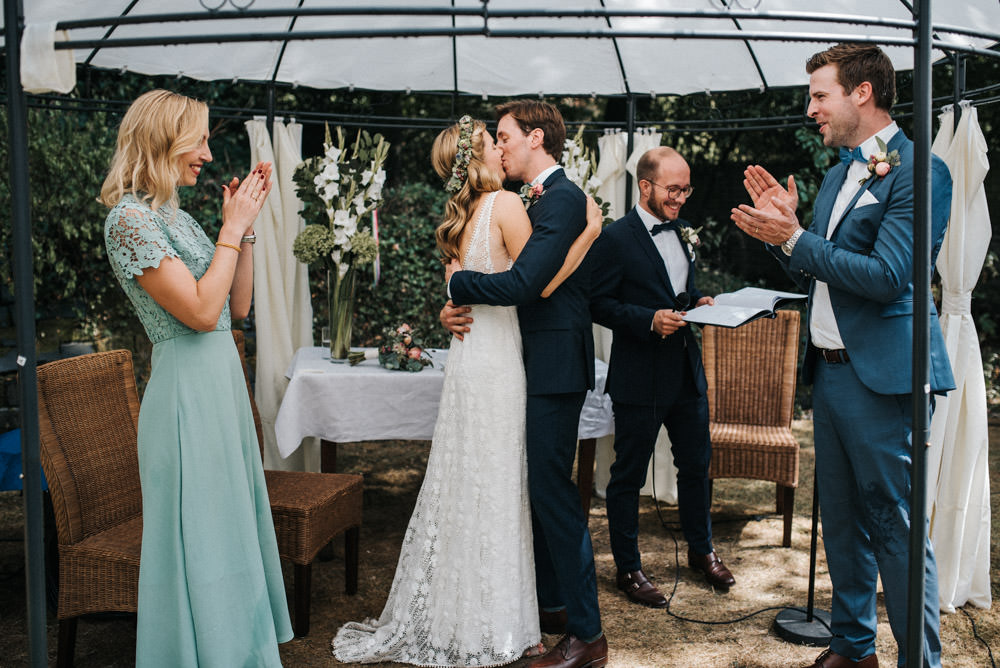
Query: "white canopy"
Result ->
[[11, 0, 1000, 97]]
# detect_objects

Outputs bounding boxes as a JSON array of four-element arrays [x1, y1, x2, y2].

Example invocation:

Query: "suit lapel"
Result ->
[[626, 213, 676, 300], [811, 163, 847, 239]]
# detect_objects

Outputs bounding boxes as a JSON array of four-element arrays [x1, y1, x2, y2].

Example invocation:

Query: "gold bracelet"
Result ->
[[215, 241, 242, 253]]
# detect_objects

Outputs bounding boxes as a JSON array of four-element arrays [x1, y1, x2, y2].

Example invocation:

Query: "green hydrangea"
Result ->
[[292, 224, 335, 265], [349, 229, 378, 266]]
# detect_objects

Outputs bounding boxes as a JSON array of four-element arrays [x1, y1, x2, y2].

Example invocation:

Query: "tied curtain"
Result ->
[[245, 119, 318, 472], [592, 128, 679, 503], [927, 103, 992, 612]]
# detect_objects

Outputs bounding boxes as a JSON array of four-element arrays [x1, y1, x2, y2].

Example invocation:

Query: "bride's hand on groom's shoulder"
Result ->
[[440, 300, 473, 340]]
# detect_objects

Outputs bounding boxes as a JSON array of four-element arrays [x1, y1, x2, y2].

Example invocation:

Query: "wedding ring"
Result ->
[[755, 226, 759, 233]]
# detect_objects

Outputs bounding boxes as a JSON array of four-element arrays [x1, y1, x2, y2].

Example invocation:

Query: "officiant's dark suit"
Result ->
[[447, 101, 604, 664], [590, 147, 734, 606], [731, 44, 953, 668]]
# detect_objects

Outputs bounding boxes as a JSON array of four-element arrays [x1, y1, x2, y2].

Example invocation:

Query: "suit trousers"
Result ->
[[813, 358, 941, 667], [607, 360, 713, 571], [527, 391, 602, 640]]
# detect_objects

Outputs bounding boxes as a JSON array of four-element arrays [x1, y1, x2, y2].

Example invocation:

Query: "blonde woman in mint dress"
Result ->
[[99, 89, 292, 666]]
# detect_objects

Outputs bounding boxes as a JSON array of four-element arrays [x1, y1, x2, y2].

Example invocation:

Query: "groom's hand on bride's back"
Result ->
[[440, 300, 473, 341]]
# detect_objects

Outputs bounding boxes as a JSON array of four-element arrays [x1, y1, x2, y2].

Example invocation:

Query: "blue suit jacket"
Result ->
[[449, 170, 595, 395], [773, 129, 955, 395], [589, 208, 706, 405]]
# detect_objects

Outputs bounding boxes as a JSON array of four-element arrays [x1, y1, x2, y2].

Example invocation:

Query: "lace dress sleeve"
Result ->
[[105, 199, 179, 279]]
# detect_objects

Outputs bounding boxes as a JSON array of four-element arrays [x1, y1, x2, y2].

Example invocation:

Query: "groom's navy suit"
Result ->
[[589, 208, 714, 572], [449, 168, 601, 639], [770, 128, 953, 666]]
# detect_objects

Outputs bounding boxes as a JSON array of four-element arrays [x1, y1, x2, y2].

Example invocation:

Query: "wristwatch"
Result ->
[[241, 234, 257, 245], [781, 228, 804, 256]]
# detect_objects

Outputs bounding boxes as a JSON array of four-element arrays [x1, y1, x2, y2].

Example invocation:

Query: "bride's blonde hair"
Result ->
[[431, 118, 503, 261], [99, 89, 209, 211]]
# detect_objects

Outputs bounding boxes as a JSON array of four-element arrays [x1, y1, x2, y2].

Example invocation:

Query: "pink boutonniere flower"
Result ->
[[519, 183, 545, 208], [859, 136, 901, 185]]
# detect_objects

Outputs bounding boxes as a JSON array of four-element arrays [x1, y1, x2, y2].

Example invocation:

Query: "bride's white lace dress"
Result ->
[[332, 191, 540, 666]]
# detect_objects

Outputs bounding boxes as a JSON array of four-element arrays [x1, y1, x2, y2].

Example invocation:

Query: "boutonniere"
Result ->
[[519, 183, 545, 208], [678, 225, 702, 261], [859, 136, 901, 185]]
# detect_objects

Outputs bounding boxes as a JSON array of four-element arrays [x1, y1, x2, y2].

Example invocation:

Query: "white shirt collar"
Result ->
[[531, 164, 562, 186], [856, 121, 899, 160], [635, 204, 666, 232]]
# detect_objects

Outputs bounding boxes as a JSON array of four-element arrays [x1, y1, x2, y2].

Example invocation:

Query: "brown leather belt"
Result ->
[[820, 348, 850, 364]]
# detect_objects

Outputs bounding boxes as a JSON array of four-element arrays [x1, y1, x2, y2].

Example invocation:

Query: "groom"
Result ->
[[441, 100, 606, 668]]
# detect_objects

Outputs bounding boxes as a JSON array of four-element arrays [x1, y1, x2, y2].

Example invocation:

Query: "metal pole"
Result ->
[[951, 53, 966, 131], [625, 94, 635, 211], [907, 0, 932, 665], [4, 0, 48, 664]]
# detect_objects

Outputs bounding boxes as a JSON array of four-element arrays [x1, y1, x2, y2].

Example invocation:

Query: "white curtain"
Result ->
[[928, 103, 992, 612], [246, 119, 319, 472], [592, 127, 678, 504]]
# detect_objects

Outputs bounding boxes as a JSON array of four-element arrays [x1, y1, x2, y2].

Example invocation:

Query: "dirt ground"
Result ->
[[1, 420, 997, 667]]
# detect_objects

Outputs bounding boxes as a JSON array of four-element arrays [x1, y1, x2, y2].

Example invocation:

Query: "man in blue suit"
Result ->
[[731, 43, 953, 668], [590, 146, 736, 606], [441, 100, 606, 668]]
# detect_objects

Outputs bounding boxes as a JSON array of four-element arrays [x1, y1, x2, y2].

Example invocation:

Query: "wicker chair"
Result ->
[[232, 330, 362, 637], [701, 309, 801, 548], [36, 350, 142, 668]]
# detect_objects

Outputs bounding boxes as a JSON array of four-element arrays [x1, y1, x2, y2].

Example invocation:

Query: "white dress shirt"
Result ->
[[636, 204, 689, 297], [810, 122, 898, 351]]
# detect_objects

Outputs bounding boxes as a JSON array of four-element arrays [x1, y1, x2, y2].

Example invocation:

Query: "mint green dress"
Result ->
[[105, 194, 293, 667]]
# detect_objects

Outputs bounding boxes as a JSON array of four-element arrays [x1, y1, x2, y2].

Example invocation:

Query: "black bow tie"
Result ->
[[650, 221, 679, 236], [839, 146, 866, 165]]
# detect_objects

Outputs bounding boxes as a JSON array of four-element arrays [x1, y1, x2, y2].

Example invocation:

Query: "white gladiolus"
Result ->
[[361, 169, 373, 185]]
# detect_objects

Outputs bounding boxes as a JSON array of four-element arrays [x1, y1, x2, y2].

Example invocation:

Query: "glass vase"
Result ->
[[327, 264, 357, 361]]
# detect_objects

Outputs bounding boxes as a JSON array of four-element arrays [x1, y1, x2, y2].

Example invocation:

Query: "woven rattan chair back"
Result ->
[[702, 309, 800, 429], [36, 349, 142, 547]]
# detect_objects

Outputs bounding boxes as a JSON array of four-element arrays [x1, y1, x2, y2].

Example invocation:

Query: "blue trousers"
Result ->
[[527, 391, 602, 640], [813, 358, 941, 668]]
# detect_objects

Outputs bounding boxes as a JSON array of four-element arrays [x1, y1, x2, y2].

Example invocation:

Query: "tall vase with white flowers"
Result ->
[[292, 124, 389, 360]]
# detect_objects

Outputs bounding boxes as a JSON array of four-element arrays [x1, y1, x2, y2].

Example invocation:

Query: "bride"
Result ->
[[331, 115, 601, 667]]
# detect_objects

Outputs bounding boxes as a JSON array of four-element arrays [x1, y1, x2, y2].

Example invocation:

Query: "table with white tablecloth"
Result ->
[[274, 347, 614, 511]]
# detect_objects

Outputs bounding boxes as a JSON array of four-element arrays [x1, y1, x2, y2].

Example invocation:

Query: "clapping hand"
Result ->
[[731, 164, 801, 245], [222, 161, 272, 235], [743, 165, 798, 214]]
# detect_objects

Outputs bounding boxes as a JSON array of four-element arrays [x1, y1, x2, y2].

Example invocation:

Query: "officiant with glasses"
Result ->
[[589, 146, 736, 606]]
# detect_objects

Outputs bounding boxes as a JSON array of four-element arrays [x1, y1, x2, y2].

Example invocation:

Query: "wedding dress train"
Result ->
[[332, 191, 539, 666]]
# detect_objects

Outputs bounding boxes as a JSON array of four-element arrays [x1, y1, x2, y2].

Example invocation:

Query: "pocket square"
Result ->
[[854, 190, 880, 209]]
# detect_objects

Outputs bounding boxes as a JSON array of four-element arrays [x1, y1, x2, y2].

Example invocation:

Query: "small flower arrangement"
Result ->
[[519, 183, 545, 208], [859, 136, 901, 185], [376, 323, 433, 372], [561, 125, 613, 224], [678, 225, 702, 261]]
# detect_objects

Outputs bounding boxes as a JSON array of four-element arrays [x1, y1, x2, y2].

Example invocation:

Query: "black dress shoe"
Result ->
[[805, 648, 878, 667], [539, 608, 567, 635], [616, 568, 667, 608], [529, 634, 608, 668], [687, 548, 736, 590]]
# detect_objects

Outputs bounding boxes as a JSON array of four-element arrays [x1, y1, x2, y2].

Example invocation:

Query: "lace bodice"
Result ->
[[461, 191, 513, 274], [105, 194, 231, 344]]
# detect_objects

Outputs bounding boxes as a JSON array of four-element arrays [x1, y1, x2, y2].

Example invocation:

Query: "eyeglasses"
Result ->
[[645, 181, 694, 199]]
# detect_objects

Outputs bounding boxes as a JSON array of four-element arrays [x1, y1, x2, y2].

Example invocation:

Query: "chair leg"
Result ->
[[776, 484, 784, 514], [293, 563, 311, 637], [708, 479, 714, 509], [781, 485, 795, 548], [57, 617, 77, 668], [345, 526, 359, 595]]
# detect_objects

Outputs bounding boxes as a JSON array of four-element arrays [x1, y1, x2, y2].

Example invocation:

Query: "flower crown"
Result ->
[[444, 115, 475, 194]]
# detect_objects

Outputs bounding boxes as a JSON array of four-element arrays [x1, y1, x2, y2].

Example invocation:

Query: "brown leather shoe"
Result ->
[[687, 548, 736, 590], [616, 568, 667, 608], [804, 648, 878, 667], [529, 634, 608, 668], [539, 608, 568, 635]]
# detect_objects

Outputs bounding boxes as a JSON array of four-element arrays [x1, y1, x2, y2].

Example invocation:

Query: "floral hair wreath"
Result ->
[[444, 115, 475, 194]]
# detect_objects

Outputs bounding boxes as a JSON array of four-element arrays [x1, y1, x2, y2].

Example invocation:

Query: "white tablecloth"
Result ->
[[274, 347, 613, 458]]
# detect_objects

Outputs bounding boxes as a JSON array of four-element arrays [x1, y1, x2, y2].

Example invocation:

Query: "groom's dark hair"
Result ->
[[495, 100, 566, 162]]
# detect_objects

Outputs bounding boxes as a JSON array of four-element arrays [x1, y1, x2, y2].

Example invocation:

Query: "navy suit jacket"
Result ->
[[589, 208, 707, 406], [449, 169, 595, 395], [771, 129, 955, 395]]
